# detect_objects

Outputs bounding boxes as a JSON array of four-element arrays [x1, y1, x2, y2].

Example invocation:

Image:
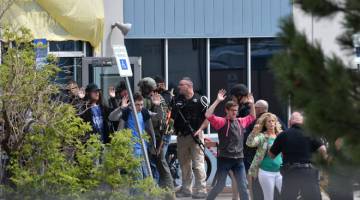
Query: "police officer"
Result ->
[[269, 112, 328, 200], [172, 77, 208, 199]]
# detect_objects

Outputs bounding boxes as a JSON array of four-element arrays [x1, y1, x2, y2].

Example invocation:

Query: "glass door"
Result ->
[[82, 56, 142, 106]]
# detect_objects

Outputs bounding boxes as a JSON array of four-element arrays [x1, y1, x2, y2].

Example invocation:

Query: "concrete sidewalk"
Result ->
[[177, 187, 360, 200]]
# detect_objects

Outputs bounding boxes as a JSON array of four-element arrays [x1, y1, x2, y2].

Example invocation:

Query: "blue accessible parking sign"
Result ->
[[112, 45, 133, 77], [120, 59, 128, 70]]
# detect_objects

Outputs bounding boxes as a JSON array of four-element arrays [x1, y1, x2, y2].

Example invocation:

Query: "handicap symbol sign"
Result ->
[[112, 45, 133, 77], [119, 59, 128, 70]]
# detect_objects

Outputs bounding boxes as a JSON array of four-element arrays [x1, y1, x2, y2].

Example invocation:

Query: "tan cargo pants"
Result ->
[[177, 133, 207, 194]]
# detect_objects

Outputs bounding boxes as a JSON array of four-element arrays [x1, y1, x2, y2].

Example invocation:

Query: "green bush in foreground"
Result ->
[[0, 26, 166, 199]]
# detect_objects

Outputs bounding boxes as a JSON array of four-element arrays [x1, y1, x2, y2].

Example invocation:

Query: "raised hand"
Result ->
[[121, 95, 129, 108], [217, 89, 227, 102], [108, 86, 116, 98], [253, 124, 262, 134], [78, 87, 85, 99], [151, 92, 161, 106]]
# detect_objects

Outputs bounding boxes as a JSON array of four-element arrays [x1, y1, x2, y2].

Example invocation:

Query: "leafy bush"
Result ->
[[0, 26, 166, 199]]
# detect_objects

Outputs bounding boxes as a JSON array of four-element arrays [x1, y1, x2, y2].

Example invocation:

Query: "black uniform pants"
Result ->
[[281, 167, 321, 200]]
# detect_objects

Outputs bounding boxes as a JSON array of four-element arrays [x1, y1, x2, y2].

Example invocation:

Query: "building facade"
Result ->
[[0, 0, 292, 122], [123, 0, 292, 121]]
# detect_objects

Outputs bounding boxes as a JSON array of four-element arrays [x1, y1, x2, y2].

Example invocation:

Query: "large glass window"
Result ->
[[125, 39, 164, 78], [168, 39, 207, 95], [251, 38, 287, 122], [49, 41, 83, 52], [49, 41, 92, 86], [55, 57, 82, 84], [210, 38, 247, 115]]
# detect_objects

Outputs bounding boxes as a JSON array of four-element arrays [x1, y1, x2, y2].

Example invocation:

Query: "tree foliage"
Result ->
[[271, 1, 360, 168], [0, 26, 165, 199]]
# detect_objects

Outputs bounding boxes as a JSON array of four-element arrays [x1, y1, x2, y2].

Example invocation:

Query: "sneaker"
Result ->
[[175, 190, 192, 198], [192, 192, 207, 199]]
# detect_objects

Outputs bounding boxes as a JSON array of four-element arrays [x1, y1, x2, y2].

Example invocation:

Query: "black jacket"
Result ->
[[270, 125, 323, 164], [171, 93, 206, 135], [79, 103, 113, 143]]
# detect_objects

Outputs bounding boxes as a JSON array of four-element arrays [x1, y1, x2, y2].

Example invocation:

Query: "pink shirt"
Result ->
[[207, 114, 255, 131]]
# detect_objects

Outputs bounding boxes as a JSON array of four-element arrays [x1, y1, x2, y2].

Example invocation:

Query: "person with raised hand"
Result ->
[[205, 89, 255, 200]]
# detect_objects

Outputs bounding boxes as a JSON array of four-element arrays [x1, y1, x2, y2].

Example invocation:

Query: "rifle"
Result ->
[[175, 107, 206, 154]]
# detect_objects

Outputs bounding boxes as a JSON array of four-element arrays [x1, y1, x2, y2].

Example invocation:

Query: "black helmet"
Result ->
[[85, 83, 101, 93], [229, 84, 248, 97], [154, 76, 164, 84]]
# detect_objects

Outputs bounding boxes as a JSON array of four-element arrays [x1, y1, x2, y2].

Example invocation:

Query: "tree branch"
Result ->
[[0, 0, 16, 22]]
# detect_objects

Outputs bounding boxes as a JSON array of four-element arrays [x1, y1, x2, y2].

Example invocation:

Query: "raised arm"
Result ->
[[150, 92, 164, 121], [246, 124, 263, 147], [108, 95, 129, 121], [243, 93, 255, 119], [318, 145, 328, 161], [205, 89, 226, 118]]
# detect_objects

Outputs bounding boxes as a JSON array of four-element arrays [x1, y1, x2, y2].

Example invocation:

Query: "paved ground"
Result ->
[[177, 187, 360, 200]]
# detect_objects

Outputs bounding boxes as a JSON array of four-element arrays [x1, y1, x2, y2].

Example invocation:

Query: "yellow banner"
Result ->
[[1, 0, 104, 49]]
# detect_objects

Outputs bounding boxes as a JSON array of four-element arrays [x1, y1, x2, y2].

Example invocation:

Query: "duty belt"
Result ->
[[175, 131, 191, 137], [285, 163, 313, 169]]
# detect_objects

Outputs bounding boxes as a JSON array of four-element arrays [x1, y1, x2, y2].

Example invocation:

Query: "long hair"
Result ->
[[251, 112, 282, 135], [84, 90, 103, 107], [76, 91, 104, 116]]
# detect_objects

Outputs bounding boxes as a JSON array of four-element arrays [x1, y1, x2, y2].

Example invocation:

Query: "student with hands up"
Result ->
[[203, 89, 255, 200]]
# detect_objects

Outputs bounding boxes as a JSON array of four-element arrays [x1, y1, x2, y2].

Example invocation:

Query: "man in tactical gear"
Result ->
[[171, 77, 208, 199], [137, 77, 175, 196]]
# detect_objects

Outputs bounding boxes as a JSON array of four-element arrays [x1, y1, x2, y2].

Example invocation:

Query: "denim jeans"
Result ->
[[161, 134, 171, 158], [130, 151, 149, 196], [134, 149, 149, 180], [207, 157, 249, 200], [150, 153, 160, 183]]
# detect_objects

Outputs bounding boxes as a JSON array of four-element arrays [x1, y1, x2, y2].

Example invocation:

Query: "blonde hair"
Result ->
[[251, 112, 282, 135]]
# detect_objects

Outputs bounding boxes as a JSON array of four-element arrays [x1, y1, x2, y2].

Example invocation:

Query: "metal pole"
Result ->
[[288, 94, 292, 126], [124, 77, 153, 178], [164, 39, 169, 89], [247, 38, 251, 92], [206, 38, 210, 135]]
